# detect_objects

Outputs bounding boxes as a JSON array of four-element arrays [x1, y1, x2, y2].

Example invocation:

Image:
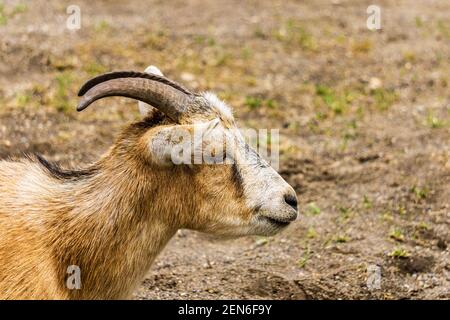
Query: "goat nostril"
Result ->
[[284, 194, 298, 211]]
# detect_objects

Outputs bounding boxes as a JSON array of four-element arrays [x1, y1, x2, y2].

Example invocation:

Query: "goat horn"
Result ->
[[77, 71, 194, 122]]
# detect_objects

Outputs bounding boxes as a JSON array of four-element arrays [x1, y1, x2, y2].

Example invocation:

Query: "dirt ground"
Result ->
[[0, 0, 449, 299]]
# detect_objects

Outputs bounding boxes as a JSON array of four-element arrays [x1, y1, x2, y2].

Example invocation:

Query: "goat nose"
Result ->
[[284, 193, 298, 212]]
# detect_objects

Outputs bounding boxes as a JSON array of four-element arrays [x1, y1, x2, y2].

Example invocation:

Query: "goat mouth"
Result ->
[[258, 216, 291, 228]]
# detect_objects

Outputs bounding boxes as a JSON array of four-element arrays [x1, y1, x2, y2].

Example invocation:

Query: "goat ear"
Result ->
[[138, 65, 165, 117], [146, 119, 220, 167]]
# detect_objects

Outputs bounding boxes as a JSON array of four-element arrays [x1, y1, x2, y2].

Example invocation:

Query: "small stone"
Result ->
[[255, 238, 269, 247], [369, 77, 382, 90], [180, 72, 195, 82]]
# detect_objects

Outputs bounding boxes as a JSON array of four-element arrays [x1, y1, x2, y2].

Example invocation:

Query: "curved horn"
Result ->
[[77, 71, 194, 122]]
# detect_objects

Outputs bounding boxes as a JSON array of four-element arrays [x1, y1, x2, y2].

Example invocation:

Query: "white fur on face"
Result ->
[[138, 65, 164, 116], [202, 92, 234, 123]]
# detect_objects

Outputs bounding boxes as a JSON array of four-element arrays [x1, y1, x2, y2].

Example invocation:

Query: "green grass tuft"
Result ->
[[389, 228, 405, 242], [297, 246, 311, 268], [53, 72, 74, 113], [389, 247, 410, 258], [306, 202, 321, 216], [371, 88, 397, 111]]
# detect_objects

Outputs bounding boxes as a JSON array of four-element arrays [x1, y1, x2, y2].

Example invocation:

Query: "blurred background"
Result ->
[[0, 0, 448, 299]]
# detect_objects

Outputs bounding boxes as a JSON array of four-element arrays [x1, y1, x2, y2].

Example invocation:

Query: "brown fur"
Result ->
[[0, 115, 250, 299]]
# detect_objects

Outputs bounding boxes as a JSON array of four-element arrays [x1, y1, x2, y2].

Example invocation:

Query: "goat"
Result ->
[[0, 66, 298, 299]]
